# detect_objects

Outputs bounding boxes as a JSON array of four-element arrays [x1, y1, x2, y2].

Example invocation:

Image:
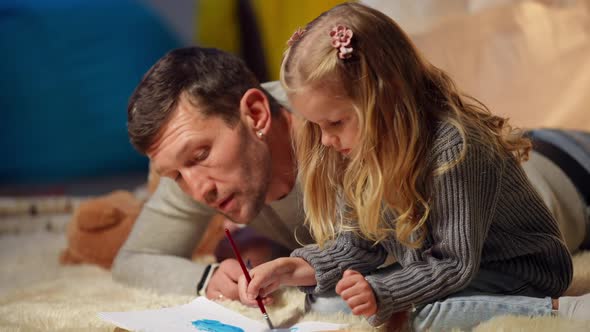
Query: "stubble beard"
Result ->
[[240, 158, 271, 223], [230, 125, 272, 224]]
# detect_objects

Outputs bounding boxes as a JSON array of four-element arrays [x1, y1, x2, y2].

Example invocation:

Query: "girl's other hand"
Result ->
[[335, 269, 377, 317]]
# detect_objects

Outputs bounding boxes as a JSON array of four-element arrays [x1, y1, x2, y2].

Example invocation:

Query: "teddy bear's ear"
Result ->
[[77, 206, 123, 231]]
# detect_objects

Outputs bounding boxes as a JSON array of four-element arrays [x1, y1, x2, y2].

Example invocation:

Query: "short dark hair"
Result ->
[[127, 47, 281, 154]]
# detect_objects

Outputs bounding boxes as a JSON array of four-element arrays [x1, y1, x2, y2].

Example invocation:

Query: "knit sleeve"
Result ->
[[291, 231, 388, 295], [365, 143, 505, 326]]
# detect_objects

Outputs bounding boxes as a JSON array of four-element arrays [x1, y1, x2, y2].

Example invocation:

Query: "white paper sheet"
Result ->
[[98, 297, 344, 332]]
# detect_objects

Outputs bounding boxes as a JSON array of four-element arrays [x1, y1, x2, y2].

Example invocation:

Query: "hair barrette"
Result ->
[[287, 27, 306, 46], [329, 25, 354, 59]]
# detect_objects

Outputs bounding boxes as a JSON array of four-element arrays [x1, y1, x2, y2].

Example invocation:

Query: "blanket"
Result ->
[[1, 232, 589, 331]]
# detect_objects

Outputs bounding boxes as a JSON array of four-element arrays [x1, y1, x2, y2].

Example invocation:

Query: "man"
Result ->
[[113, 47, 313, 301], [114, 46, 589, 304]]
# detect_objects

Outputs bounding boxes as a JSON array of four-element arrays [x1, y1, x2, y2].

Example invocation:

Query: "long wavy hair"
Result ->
[[281, 3, 531, 248]]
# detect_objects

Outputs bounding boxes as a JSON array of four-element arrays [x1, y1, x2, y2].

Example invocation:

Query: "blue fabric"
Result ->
[[0, 0, 181, 183], [412, 294, 552, 331]]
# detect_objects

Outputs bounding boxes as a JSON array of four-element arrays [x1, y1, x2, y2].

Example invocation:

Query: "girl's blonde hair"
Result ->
[[281, 3, 531, 248]]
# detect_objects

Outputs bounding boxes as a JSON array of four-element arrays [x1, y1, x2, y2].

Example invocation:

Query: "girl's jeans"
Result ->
[[305, 267, 553, 331]]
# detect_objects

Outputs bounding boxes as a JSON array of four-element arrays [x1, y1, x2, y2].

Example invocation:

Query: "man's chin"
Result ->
[[223, 196, 265, 224], [222, 208, 251, 225]]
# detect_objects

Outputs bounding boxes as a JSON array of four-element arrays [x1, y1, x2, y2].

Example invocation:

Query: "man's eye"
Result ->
[[194, 149, 209, 162]]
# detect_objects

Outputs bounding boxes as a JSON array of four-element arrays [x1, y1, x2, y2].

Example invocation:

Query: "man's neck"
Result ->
[[265, 108, 297, 202]]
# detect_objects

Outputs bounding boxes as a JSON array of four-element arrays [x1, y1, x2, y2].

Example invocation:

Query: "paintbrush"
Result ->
[[224, 228, 275, 330]]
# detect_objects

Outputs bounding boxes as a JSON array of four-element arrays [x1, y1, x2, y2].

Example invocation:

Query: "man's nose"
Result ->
[[183, 170, 217, 206]]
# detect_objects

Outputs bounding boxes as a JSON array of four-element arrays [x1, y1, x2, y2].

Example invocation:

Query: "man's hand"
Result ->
[[205, 258, 242, 300], [335, 269, 377, 317]]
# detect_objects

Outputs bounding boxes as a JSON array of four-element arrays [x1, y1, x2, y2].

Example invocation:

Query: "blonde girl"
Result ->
[[237, 3, 589, 330]]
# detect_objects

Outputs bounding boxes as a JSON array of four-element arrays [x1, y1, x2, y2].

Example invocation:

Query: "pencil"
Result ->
[[224, 228, 275, 330]]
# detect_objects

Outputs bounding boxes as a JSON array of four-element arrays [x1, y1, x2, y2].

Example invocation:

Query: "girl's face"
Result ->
[[290, 87, 359, 156]]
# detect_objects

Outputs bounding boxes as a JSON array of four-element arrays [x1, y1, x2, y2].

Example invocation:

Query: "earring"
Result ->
[[257, 130, 264, 139]]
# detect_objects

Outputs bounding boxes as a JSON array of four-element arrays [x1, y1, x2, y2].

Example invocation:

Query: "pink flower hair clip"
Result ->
[[329, 25, 354, 59], [287, 27, 306, 46]]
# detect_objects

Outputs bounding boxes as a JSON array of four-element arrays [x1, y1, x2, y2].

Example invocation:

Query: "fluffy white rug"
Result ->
[[1, 232, 589, 331]]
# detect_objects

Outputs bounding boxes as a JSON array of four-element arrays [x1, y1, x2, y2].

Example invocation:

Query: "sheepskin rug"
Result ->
[[1, 232, 589, 331]]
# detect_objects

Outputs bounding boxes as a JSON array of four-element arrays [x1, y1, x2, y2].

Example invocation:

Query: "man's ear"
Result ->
[[239, 88, 271, 137]]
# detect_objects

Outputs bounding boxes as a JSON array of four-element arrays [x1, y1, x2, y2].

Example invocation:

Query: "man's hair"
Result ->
[[127, 47, 281, 154]]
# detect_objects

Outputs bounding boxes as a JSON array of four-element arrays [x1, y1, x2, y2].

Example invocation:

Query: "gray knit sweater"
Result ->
[[291, 123, 573, 326]]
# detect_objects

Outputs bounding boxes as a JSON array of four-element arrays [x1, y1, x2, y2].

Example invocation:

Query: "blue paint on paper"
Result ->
[[191, 319, 244, 332]]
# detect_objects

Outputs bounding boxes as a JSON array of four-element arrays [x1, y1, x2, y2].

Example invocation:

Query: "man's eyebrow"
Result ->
[[152, 141, 194, 176], [176, 141, 194, 162]]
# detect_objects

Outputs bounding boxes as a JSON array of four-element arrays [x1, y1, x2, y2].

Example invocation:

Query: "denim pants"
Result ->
[[410, 268, 553, 331], [305, 267, 553, 331]]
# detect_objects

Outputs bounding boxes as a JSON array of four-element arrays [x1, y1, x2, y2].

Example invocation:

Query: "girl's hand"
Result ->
[[237, 259, 280, 307], [237, 257, 316, 307], [335, 269, 377, 317]]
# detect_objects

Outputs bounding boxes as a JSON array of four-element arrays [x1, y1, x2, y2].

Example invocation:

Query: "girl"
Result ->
[[237, 3, 589, 330]]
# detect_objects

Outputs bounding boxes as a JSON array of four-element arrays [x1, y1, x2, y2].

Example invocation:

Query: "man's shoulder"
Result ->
[[264, 181, 305, 225], [145, 177, 215, 216], [261, 81, 291, 111]]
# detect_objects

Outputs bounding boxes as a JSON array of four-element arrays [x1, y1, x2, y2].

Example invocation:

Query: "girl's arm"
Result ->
[[291, 232, 388, 295]]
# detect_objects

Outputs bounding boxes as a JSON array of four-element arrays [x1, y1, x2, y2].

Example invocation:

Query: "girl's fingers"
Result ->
[[248, 275, 280, 300], [247, 267, 274, 299], [339, 283, 361, 301], [344, 293, 377, 317], [261, 295, 274, 306], [344, 292, 370, 309], [337, 274, 378, 318], [337, 274, 367, 297], [246, 273, 264, 297], [260, 280, 280, 298], [350, 301, 373, 317], [246, 279, 262, 301], [239, 284, 259, 306], [336, 274, 358, 294]]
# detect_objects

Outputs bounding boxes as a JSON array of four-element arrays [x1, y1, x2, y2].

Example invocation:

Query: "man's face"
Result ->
[[148, 94, 271, 224]]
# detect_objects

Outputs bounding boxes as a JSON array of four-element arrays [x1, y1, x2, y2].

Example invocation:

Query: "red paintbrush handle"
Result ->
[[224, 228, 268, 315]]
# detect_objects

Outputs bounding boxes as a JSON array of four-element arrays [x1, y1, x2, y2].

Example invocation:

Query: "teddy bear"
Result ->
[[58, 188, 281, 270], [59, 190, 142, 269]]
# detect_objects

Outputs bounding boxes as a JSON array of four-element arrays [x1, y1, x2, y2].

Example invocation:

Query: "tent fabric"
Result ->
[[364, 0, 590, 131]]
